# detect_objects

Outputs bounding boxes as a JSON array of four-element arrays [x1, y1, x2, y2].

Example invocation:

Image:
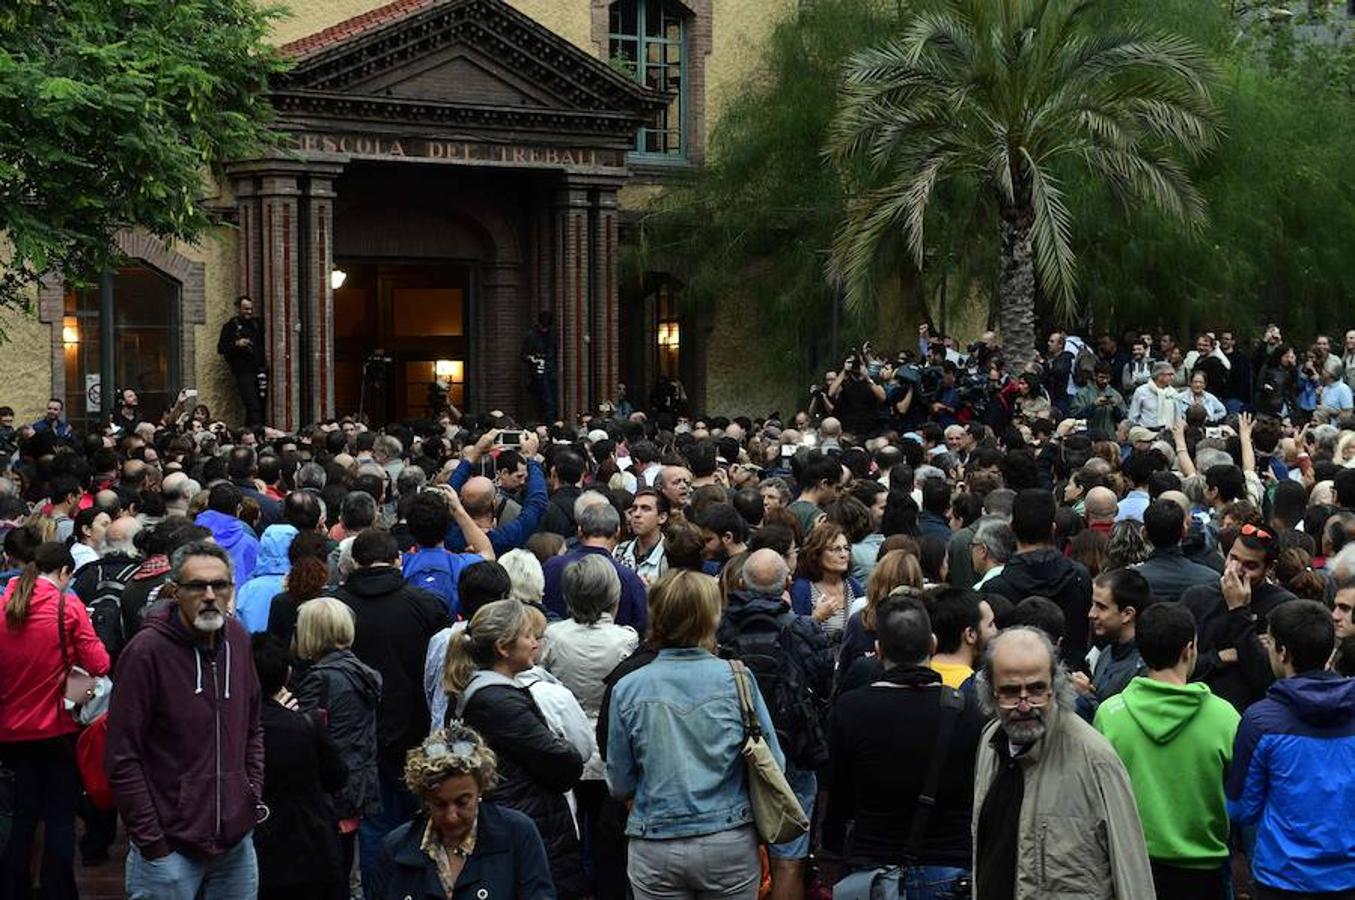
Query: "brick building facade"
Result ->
[[11, 0, 797, 429]]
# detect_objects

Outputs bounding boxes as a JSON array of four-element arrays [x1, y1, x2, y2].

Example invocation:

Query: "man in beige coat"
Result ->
[[971, 627, 1154, 900]]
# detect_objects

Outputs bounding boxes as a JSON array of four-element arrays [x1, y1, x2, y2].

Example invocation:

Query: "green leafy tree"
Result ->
[[0, 0, 286, 309], [827, 0, 1220, 367]]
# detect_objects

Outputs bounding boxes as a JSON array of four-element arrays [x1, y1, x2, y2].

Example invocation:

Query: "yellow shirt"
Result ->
[[930, 661, 973, 689]]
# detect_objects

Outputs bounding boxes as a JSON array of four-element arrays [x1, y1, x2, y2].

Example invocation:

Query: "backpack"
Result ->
[[84, 563, 139, 659], [718, 610, 830, 770], [76, 714, 116, 812]]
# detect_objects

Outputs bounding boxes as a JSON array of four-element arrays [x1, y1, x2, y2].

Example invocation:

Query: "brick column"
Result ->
[[302, 172, 339, 424], [591, 187, 620, 411], [256, 172, 302, 431], [555, 183, 591, 421], [233, 178, 264, 303], [479, 262, 523, 416]]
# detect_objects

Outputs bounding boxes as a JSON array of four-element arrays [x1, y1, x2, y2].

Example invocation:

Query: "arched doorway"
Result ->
[[332, 163, 529, 423]]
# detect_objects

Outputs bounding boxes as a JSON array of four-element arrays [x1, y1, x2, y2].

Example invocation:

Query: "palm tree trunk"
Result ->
[[998, 200, 1038, 371]]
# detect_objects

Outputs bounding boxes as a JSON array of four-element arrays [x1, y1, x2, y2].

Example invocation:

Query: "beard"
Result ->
[[999, 709, 1048, 745], [193, 609, 226, 633]]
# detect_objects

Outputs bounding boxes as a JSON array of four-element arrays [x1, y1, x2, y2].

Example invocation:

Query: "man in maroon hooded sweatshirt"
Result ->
[[106, 540, 264, 900]]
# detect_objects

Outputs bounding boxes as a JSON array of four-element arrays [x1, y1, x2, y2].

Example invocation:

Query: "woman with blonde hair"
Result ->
[[293, 596, 382, 891], [606, 569, 783, 899], [370, 724, 555, 899], [443, 599, 585, 898]]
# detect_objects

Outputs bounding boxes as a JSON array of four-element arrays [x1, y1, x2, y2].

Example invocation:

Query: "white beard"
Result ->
[[194, 610, 226, 633]]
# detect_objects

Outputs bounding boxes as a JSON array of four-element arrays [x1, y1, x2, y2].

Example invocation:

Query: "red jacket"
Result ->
[[0, 577, 110, 742], [105, 605, 264, 858]]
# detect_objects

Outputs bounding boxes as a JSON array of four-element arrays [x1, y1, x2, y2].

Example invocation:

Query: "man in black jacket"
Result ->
[[823, 591, 984, 891], [1182, 524, 1296, 712], [986, 489, 1094, 668], [718, 549, 833, 900], [218, 295, 267, 426], [1136, 499, 1219, 603], [333, 529, 449, 887], [540, 447, 586, 538]]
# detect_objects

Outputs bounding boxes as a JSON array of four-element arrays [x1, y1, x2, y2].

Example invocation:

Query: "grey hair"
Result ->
[[973, 626, 1077, 718], [295, 462, 327, 491], [374, 435, 403, 458], [1180, 473, 1207, 506], [573, 489, 612, 523], [562, 554, 621, 624], [1195, 448, 1232, 474], [913, 464, 945, 488], [168, 540, 234, 583], [576, 497, 621, 539], [499, 548, 545, 604], [396, 466, 427, 497], [757, 477, 792, 506], [972, 516, 1016, 563], [741, 553, 788, 595]]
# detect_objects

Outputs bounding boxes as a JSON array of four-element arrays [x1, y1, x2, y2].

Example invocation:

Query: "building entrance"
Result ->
[[333, 260, 471, 424]]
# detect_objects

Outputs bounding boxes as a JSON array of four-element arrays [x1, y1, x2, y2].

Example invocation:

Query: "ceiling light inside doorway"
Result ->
[[331, 269, 347, 290]]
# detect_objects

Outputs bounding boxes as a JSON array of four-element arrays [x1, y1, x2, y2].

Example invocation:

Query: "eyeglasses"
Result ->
[[994, 683, 1052, 709], [1240, 523, 1273, 542], [176, 579, 234, 597]]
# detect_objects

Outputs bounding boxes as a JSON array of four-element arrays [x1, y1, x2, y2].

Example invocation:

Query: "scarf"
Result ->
[[1150, 382, 1178, 428]]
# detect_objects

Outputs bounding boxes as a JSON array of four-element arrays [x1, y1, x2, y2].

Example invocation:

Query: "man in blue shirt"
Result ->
[[444, 429, 548, 555], [401, 487, 494, 618], [1318, 367, 1354, 418], [542, 493, 647, 631], [30, 397, 75, 443]]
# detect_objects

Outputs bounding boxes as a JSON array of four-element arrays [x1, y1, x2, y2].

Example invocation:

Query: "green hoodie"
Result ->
[[1094, 676, 1240, 867]]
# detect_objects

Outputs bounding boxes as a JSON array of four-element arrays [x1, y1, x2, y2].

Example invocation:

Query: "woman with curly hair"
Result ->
[[370, 724, 555, 899]]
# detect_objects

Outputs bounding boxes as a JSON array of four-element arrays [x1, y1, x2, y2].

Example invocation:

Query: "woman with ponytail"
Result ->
[[0, 541, 109, 899], [441, 599, 586, 898]]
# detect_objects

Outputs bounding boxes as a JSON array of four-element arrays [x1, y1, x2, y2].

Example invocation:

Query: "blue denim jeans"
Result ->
[[358, 765, 418, 898], [836, 864, 969, 900], [125, 835, 257, 900], [766, 767, 817, 861]]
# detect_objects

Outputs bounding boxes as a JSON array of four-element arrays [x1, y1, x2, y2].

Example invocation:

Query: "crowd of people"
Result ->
[[2, 319, 1355, 900]]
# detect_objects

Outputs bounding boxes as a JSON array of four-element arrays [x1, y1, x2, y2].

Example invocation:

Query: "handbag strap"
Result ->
[[728, 660, 761, 740], [905, 685, 965, 859]]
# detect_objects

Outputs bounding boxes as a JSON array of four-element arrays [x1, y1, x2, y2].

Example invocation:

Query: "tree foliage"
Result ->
[[0, 0, 286, 308]]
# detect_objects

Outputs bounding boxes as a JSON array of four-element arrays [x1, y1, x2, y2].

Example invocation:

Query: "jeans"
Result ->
[[837, 865, 969, 900], [628, 825, 760, 899], [358, 765, 418, 898], [0, 736, 80, 900], [126, 835, 258, 900], [1150, 859, 1230, 900], [767, 767, 817, 861], [232, 367, 264, 426]]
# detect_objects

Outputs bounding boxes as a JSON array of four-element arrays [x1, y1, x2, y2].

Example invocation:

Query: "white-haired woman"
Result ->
[[542, 554, 640, 885], [499, 548, 545, 605]]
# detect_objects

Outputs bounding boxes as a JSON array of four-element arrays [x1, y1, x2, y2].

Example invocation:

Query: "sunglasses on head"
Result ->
[[1240, 523, 1273, 542]]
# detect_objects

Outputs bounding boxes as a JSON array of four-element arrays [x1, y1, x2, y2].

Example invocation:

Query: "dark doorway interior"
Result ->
[[333, 260, 471, 423]]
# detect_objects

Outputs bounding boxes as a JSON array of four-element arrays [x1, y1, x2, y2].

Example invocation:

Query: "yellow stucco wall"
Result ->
[[271, 1, 594, 51], [0, 290, 54, 423]]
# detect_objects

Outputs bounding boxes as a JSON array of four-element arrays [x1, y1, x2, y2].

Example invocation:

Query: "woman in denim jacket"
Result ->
[[605, 570, 783, 899]]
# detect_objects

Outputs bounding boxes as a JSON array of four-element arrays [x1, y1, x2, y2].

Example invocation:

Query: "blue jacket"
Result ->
[[543, 545, 648, 632], [234, 525, 297, 633], [195, 510, 260, 584], [788, 575, 864, 617], [401, 546, 485, 619], [1227, 671, 1355, 893], [605, 647, 783, 839], [371, 803, 556, 900], [444, 460, 549, 555]]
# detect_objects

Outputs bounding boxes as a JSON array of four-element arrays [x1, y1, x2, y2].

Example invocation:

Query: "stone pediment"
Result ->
[[274, 0, 664, 130]]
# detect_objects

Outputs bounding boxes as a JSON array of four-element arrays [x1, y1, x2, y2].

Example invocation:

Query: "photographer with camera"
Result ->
[[828, 344, 886, 437]]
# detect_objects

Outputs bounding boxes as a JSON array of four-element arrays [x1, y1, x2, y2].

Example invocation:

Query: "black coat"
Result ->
[[218, 314, 266, 373], [460, 680, 584, 898], [539, 485, 583, 538], [334, 566, 450, 774], [253, 701, 347, 889], [372, 803, 556, 900], [296, 649, 383, 820], [985, 548, 1093, 669]]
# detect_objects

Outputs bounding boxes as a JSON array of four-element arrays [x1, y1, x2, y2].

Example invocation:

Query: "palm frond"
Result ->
[[1023, 147, 1079, 320]]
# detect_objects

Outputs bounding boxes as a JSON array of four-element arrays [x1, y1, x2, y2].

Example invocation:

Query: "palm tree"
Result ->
[[827, 0, 1219, 368]]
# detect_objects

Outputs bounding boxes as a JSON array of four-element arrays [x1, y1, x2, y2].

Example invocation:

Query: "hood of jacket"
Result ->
[[250, 525, 297, 577], [340, 564, 406, 599], [724, 590, 791, 621], [999, 547, 1082, 597], [1121, 677, 1212, 744], [1269, 670, 1355, 727], [195, 510, 253, 552], [314, 648, 383, 704]]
